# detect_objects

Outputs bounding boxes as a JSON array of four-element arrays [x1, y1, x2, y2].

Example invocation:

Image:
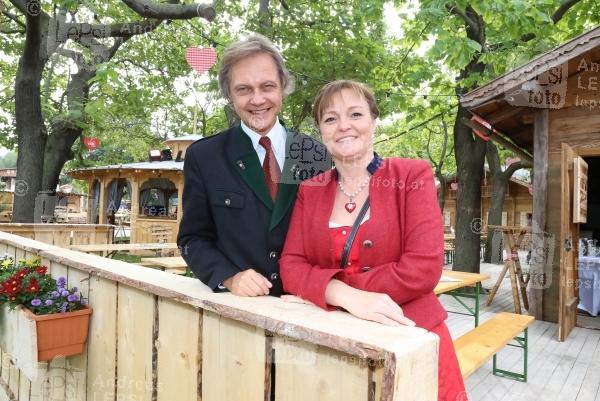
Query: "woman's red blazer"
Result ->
[[280, 157, 447, 330]]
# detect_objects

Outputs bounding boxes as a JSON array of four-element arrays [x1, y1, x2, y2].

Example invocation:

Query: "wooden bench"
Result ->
[[454, 312, 534, 382]]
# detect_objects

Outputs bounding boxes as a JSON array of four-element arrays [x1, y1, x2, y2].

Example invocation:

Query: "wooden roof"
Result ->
[[68, 160, 183, 179], [460, 26, 600, 153]]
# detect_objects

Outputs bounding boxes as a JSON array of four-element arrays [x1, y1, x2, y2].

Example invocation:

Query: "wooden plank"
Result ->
[[274, 336, 369, 401], [65, 266, 91, 401], [0, 351, 9, 390], [434, 271, 490, 295], [116, 285, 154, 401], [538, 327, 590, 400], [454, 313, 534, 378], [556, 330, 600, 401], [18, 374, 30, 401], [468, 319, 553, 395], [156, 298, 201, 401], [86, 276, 117, 401], [48, 358, 67, 401], [53, 231, 71, 248], [575, 332, 600, 401], [202, 311, 266, 401], [7, 364, 18, 399], [33, 231, 54, 246], [559, 143, 578, 341]]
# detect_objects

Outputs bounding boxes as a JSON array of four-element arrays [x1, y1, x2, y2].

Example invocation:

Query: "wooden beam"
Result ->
[[529, 109, 549, 320], [486, 106, 526, 125], [460, 117, 534, 163]]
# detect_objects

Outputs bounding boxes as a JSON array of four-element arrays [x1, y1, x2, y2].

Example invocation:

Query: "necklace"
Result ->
[[338, 174, 371, 213]]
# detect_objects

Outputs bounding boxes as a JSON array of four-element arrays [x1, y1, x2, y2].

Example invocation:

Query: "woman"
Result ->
[[279, 80, 466, 401]]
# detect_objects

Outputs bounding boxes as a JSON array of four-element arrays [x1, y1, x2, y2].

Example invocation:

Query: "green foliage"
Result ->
[[2, 0, 600, 177], [0, 151, 16, 168]]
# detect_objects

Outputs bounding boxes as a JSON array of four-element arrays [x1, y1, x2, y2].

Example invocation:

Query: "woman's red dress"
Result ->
[[329, 224, 467, 401]]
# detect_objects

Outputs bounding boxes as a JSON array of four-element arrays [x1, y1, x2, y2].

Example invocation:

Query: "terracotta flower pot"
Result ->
[[23, 306, 92, 362]]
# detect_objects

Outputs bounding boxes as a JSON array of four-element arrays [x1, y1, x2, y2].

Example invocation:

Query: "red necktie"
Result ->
[[259, 136, 281, 201]]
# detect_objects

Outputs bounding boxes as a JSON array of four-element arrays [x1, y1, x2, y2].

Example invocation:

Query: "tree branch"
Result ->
[[121, 0, 216, 21], [2, 10, 26, 28], [424, 126, 439, 170], [446, 5, 479, 39], [0, 28, 25, 34], [551, 0, 582, 23], [7, 0, 26, 15], [502, 158, 533, 179], [492, 0, 583, 47], [485, 142, 501, 175], [57, 47, 83, 62]]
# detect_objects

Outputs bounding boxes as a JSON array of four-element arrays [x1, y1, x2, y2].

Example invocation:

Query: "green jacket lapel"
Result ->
[[229, 126, 274, 210]]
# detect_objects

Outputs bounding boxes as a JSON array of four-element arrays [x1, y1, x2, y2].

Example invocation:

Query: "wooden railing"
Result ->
[[0, 224, 114, 248], [0, 231, 438, 401]]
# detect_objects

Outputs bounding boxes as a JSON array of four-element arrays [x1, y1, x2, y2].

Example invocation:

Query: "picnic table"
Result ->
[[140, 256, 189, 275], [435, 270, 490, 327], [70, 242, 180, 258]]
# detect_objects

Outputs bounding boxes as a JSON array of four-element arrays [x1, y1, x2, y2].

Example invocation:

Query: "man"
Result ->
[[177, 34, 330, 297]]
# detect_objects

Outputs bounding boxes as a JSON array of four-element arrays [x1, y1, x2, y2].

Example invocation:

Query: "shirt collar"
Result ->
[[240, 120, 286, 153], [334, 152, 383, 180]]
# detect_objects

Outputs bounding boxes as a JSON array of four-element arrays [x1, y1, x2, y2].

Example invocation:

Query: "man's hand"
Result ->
[[222, 269, 272, 296]]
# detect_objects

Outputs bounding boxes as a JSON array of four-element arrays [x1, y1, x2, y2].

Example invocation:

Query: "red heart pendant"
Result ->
[[345, 202, 356, 213], [185, 47, 217, 75]]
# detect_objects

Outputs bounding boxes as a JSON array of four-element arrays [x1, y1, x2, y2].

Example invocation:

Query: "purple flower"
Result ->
[[57, 277, 66, 288], [45, 299, 53, 306], [60, 290, 70, 297], [31, 299, 42, 306], [51, 291, 59, 298], [67, 294, 79, 302]]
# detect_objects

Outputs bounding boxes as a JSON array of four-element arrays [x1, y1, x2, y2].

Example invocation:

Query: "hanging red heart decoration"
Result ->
[[83, 137, 100, 150], [450, 182, 458, 191], [185, 47, 217, 75]]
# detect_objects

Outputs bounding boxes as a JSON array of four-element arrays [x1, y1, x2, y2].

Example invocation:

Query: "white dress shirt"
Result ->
[[241, 120, 286, 172]]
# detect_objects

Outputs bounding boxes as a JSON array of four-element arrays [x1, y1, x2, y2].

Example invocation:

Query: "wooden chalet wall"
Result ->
[[0, 232, 438, 401], [441, 180, 532, 231], [542, 107, 600, 322]]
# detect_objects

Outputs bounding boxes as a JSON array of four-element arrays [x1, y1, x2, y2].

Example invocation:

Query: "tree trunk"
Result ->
[[453, 104, 487, 273], [12, 14, 48, 223], [484, 175, 507, 263], [41, 69, 93, 196], [436, 173, 447, 213]]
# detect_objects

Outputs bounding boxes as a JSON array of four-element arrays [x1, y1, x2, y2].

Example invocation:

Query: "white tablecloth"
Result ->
[[578, 256, 600, 317]]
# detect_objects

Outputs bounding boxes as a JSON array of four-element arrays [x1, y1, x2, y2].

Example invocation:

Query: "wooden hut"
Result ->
[[441, 169, 533, 232], [0, 168, 16, 192], [460, 27, 600, 340], [67, 135, 202, 243]]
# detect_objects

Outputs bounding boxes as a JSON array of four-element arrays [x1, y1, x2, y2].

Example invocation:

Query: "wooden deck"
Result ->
[[442, 262, 600, 401]]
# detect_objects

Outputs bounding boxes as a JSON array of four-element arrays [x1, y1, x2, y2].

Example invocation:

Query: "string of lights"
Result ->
[[374, 103, 459, 145]]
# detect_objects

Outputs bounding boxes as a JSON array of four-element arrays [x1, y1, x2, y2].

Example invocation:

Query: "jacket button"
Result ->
[[269, 251, 278, 259], [362, 240, 373, 248], [224, 198, 231, 206], [270, 272, 279, 280], [362, 266, 371, 272]]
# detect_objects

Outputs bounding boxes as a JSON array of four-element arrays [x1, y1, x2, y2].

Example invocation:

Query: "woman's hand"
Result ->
[[326, 279, 415, 327]]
